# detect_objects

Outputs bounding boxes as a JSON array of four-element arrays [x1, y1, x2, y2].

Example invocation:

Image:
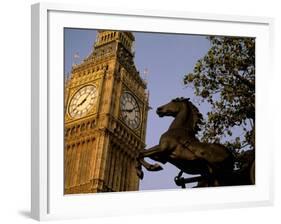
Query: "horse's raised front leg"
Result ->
[[136, 145, 164, 177], [139, 158, 163, 171], [139, 145, 162, 157], [140, 141, 171, 159]]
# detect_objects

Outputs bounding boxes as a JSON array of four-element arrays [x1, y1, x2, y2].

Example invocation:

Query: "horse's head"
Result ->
[[156, 97, 203, 133], [156, 97, 190, 117]]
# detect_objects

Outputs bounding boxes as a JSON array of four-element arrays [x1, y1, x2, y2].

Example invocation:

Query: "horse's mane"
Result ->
[[172, 97, 203, 134]]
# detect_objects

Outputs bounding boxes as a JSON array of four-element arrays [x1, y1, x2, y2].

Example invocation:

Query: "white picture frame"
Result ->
[[31, 2, 274, 221]]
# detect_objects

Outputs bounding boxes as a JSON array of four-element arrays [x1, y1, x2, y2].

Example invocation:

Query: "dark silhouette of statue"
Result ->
[[137, 97, 255, 188]]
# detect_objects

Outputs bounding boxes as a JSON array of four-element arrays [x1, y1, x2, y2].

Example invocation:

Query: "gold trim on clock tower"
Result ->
[[64, 30, 149, 194]]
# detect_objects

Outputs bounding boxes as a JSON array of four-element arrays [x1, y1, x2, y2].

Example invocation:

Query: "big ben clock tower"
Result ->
[[64, 30, 149, 194]]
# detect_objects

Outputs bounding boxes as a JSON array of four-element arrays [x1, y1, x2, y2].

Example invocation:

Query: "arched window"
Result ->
[[71, 127, 76, 135], [91, 120, 96, 128], [81, 124, 86, 132]]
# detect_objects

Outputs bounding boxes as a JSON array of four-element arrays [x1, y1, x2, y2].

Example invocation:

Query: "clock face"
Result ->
[[68, 85, 98, 118], [120, 92, 141, 129]]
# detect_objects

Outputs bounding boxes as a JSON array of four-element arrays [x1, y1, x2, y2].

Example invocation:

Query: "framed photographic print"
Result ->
[[31, 2, 274, 221]]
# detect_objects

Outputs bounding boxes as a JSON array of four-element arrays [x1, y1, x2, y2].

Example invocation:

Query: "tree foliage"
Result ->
[[184, 36, 255, 152]]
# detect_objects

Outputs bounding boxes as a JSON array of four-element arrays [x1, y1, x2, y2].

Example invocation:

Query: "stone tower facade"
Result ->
[[64, 31, 149, 194]]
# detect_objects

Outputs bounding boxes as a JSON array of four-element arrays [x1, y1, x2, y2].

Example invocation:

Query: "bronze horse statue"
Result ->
[[137, 97, 254, 187]]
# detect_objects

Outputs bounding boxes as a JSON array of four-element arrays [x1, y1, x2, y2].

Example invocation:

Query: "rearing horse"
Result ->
[[137, 97, 234, 187]]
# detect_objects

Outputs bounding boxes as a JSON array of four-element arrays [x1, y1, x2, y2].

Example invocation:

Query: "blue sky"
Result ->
[[64, 28, 211, 190]]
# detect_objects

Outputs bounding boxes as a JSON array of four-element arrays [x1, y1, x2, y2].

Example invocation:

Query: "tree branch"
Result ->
[[233, 72, 255, 90]]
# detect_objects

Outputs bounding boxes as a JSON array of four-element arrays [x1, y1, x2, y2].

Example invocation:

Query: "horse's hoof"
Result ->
[[136, 169, 144, 179], [150, 163, 163, 171]]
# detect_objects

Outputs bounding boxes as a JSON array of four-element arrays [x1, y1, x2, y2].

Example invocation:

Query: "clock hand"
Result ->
[[85, 90, 93, 99], [122, 106, 138, 113], [77, 91, 94, 107], [77, 97, 87, 107], [122, 108, 135, 112], [128, 106, 138, 112]]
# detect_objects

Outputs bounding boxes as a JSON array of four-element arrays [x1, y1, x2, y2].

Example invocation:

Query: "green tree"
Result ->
[[184, 36, 255, 153]]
